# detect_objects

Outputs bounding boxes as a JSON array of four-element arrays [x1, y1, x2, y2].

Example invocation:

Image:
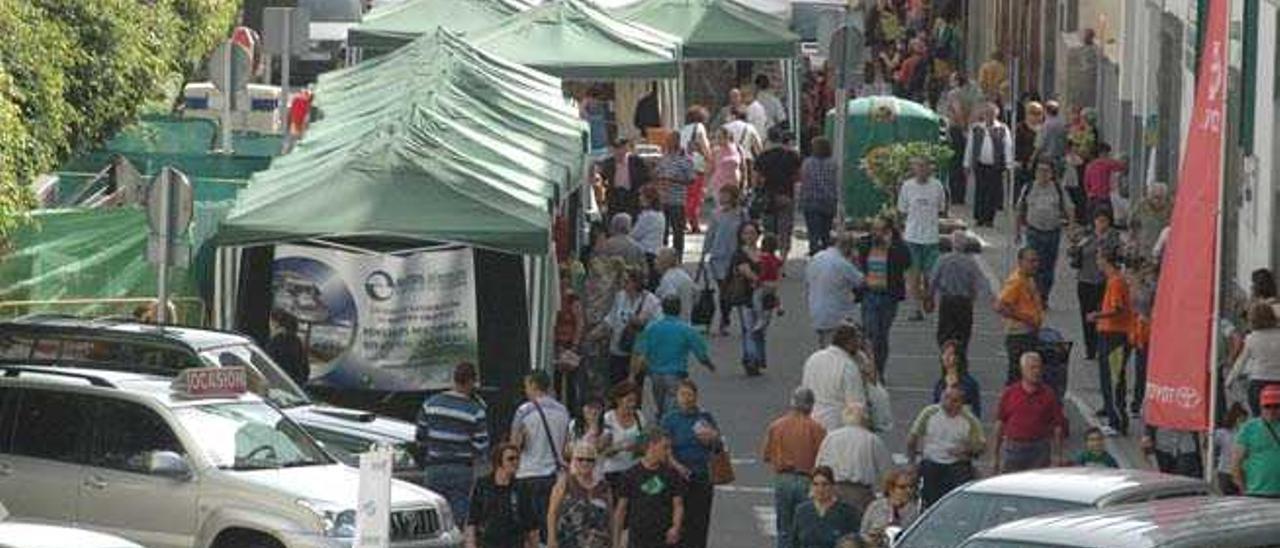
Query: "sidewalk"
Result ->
[[959, 205, 1150, 470]]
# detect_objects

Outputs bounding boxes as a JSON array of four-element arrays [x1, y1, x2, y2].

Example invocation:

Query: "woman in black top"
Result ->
[[468, 443, 539, 548], [729, 221, 764, 375]]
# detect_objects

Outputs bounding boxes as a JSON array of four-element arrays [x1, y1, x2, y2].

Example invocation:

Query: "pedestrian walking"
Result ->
[[1142, 426, 1202, 478], [856, 216, 912, 378], [932, 340, 983, 418], [661, 380, 722, 548], [602, 269, 661, 389], [1228, 302, 1280, 415], [790, 466, 861, 548], [600, 138, 650, 218], [1067, 209, 1121, 360], [566, 398, 607, 478], [930, 232, 984, 359], [655, 133, 696, 258], [547, 442, 615, 548], [1215, 403, 1249, 495], [897, 156, 947, 321], [756, 233, 785, 324], [601, 381, 645, 491], [753, 74, 788, 134], [466, 443, 540, 548], [803, 325, 871, 432], [1128, 259, 1156, 416], [963, 103, 1015, 227], [807, 234, 866, 346], [730, 221, 768, 374], [762, 387, 829, 548], [633, 185, 667, 287], [555, 267, 586, 412], [859, 467, 921, 548], [1071, 427, 1119, 468], [416, 362, 489, 527], [510, 371, 572, 543], [707, 128, 745, 207], [713, 88, 744, 129], [1032, 100, 1068, 172], [1088, 249, 1133, 435], [800, 137, 839, 255], [681, 106, 713, 235], [1128, 182, 1171, 263], [1231, 384, 1280, 498], [597, 213, 650, 278], [655, 247, 695, 321], [1014, 100, 1044, 202], [634, 296, 715, 418], [1016, 159, 1073, 302], [995, 247, 1045, 384], [815, 404, 894, 518], [1082, 143, 1126, 219], [703, 185, 749, 335], [723, 108, 764, 168], [908, 387, 985, 506], [755, 130, 803, 258], [614, 425, 687, 548], [992, 352, 1066, 473]]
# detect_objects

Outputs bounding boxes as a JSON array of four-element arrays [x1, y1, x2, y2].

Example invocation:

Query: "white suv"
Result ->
[[0, 366, 462, 548]]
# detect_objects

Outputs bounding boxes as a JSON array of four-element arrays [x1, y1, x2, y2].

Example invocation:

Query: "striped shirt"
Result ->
[[655, 153, 695, 206], [416, 390, 489, 466]]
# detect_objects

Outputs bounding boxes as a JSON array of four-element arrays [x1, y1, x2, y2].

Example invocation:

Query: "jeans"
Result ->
[[737, 305, 766, 370], [650, 372, 686, 420], [664, 204, 687, 258], [861, 291, 899, 378], [804, 209, 835, 255], [1001, 439, 1051, 472], [1077, 282, 1104, 358], [920, 460, 975, 507], [424, 463, 475, 527], [1097, 331, 1129, 431], [773, 473, 811, 548], [516, 474, 558, 542], [1025, 227, 1062, 301]]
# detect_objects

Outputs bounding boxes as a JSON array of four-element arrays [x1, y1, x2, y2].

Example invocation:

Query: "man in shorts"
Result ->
[[897, 156, 948, 321]]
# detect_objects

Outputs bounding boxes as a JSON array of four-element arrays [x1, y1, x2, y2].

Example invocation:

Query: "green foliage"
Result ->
[[860, 141, 956, 199], [0, 0, 239, 246]]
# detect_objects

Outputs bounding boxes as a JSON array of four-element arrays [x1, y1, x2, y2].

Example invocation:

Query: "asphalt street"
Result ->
[[676, 220, 1090, 547]]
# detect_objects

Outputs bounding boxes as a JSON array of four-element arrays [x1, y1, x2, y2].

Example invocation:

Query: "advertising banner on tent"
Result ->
[[271, 245, 478, 391]]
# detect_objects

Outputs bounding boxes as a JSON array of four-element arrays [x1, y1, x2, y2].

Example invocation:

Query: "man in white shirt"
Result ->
[[801, 324, 869, 432], [897, 157, 948, 321], [805, 233, 865, 345], [746, 91, 771, 143], [722, 108, 763, 163], [654, 247, 694, 318], [510, 371, 570, 542], [753, 74, 787, 132], [907, 387, 986, 506], [963, 103, 1015, 227], [815, 403, 893, 517]]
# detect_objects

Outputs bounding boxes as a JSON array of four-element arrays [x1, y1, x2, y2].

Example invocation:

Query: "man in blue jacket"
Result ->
[[634, 296, 716, 418]]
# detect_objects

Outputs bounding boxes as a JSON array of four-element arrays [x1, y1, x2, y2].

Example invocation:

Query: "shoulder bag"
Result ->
[[617, 296, 647, 354], [691, 262, 717, 327], [532, 400, 565, 472]]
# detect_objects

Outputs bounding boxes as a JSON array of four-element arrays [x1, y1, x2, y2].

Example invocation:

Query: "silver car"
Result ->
[[0, 503, 142, 548], [890, 467, 1212, 548]]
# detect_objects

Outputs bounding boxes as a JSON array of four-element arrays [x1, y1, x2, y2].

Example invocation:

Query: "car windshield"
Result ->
[[199, 345, 310, 409], [173, 402, 332, 470], [897, 493, 1086, 548]]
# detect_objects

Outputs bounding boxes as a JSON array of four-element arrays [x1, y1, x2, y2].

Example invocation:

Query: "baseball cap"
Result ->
[[1261, 384, 1280, 406]]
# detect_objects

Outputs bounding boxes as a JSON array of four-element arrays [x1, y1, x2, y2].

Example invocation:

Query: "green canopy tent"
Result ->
[[826, 96, 947, 220], [616, 0, 802, 131], [346, 0, 532, 57]]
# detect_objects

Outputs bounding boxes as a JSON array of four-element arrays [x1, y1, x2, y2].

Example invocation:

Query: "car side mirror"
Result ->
[[148, 451, 192, 480], [886, 525, 903, 548]]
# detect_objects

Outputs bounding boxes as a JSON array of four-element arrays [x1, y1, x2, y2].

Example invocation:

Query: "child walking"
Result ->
[[753, 233, 784, 331]]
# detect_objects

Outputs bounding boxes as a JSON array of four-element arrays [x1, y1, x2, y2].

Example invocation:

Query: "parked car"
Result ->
[[0, 503, 142, 548], [0, 316, 423, 483], [961, 496, 1280, 548], [0, 365, 461, 548], [889, 467, 1212, 548]]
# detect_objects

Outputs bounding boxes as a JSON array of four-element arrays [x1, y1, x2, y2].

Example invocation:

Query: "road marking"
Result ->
[[731, 457, 758, 466], [754, 506, 777, 538]]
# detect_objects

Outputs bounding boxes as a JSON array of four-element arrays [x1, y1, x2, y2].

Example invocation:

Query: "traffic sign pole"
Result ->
[[220, 43, 234, 154], [156, 169, 171, 325]]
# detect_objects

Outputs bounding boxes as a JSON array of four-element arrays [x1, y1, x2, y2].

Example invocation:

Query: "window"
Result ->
[[897, 493, 1085, 548], [172, 402, 331, 470], [0, 334, 34, 361], [9, 389, 90, 463], [198, 344, 310, 408], [91, 399, 185, 474]]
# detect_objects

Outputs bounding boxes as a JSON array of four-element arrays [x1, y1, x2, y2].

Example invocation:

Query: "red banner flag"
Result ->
[[1145, 0, 1229, 430]]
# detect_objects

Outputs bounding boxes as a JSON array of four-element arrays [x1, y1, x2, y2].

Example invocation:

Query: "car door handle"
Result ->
[[83, 475, 108, 490]]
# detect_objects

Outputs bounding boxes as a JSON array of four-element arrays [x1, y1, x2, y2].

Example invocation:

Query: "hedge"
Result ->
[[0, 0, 240, 246]]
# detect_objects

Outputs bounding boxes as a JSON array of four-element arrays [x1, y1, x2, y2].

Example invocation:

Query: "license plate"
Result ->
[[390, 508, 439, 540]]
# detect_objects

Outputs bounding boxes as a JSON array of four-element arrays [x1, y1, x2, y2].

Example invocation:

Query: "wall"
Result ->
[[1234, 1, 1278, 289]]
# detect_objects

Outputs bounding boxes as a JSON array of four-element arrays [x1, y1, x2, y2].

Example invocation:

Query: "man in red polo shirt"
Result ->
[[1082, 142, 1126, 219], [992, 351, 1066, 473]]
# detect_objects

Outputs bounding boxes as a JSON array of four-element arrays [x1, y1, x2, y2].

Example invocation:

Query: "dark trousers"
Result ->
[[973, 164, 1004, 225], [920, 460, 975, 507], [949, 161, 967, 205], [936, 295, 974, 360], [1097, 331, 1129, 431], [1005, 333, 1039, 385], [1077, 281, 1104, 358], [804, 209, 835, 255], [1025, 227, 1061, 302], [664, 204, 686, 258], [1155, 450, 1203, 479], [608, 186, 637, 218], [1132, 346, 1148, 414], [516, 474, 558, 542], [1067, 181, 1087, 224], [715, 277, 733, 331], [684, 477, 715, 548]]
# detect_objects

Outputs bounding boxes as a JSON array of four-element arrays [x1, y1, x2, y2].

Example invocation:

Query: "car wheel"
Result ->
[[213, 529, 285, 548]]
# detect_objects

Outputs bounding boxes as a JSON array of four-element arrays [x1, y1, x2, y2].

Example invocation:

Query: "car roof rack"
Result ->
[[0, 365, 117, 388]]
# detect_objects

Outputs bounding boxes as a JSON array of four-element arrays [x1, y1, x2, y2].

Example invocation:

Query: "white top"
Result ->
[[746, 100, 770, 140], [630, 210, 666, 254], [656, 267, 696, 319], [815, 425, 893, 486], [801, 345, 867, 431], [723, 119, 762, 160], [512, 396, 571, 479], [963, 121, 1016, 169], [897, 177, 947, 244], [601, 410, 645, 475], [1230, 328, 1280, 382], [916, 409, 977, 464], [756, 91, 787, 127]]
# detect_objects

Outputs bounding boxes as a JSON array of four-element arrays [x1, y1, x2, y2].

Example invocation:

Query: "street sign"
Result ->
[[147, 167, 194, 237], [262, 7, 310, 56], [176, 367, 249, 397], [207, 40, 252, 95]]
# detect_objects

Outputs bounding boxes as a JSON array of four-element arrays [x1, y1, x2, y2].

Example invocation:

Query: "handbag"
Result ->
[[617, 296, 647, 353], [691, 263, 716, 326], [709, 447, 736, 485]]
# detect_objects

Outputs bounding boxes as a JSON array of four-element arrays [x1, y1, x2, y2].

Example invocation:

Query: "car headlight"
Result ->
[[297, 499, 357, 538], [437, 502, 455, 531]]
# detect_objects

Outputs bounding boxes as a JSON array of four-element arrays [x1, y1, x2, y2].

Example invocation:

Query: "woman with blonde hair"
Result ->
[[860, 467, 921, 548]]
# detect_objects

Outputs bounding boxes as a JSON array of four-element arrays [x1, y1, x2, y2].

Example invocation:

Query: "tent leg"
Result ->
[[785, 57, 800, 138]]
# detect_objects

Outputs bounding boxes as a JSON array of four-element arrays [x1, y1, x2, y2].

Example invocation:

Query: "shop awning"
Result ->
[[617, 0, 798, 59], [347, 0, 531, 52]]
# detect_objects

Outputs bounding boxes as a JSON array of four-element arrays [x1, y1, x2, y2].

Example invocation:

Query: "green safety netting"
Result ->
[[472, 0, 681, 80], [0, 208, 201, 319], [215, 30, 587, 254], [617, 0, 798, 59], [347, 0, 531, 54]]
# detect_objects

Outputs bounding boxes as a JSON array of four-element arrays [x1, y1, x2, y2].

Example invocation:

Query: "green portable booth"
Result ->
[[827, 95, 947, 221]]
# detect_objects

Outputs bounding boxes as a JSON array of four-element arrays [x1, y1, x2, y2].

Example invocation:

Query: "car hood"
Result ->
[[286, 405, 415, 443], [0, 522, 142, 548], [235, 464, 440, 509]]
